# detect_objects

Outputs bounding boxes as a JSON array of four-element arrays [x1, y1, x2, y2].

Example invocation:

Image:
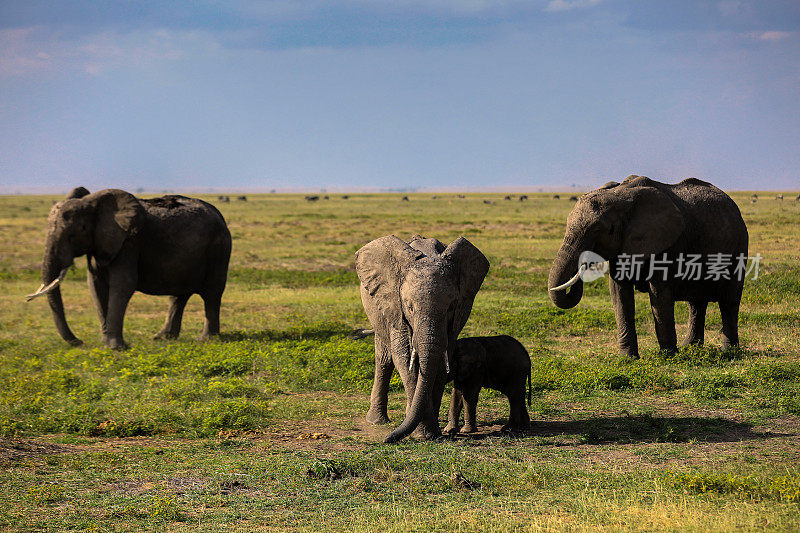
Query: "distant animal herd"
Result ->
[[28, 175, 794, 442]]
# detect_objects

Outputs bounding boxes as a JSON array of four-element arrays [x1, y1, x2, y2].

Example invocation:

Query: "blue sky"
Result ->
[[1, 0, 799, 192]]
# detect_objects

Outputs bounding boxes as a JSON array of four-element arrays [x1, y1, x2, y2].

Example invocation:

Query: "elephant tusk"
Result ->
[[549, 264, 587, 292], [29, 283, 45, 296], [25, 267, 70, 302], [444, 350, 450, 374], [409, 348, 417, 372], [349, 328, 374, 339]]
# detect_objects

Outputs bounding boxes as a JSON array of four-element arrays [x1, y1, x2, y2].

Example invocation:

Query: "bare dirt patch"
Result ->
[[4, 407, 797, 477], [246, 405, 800, 473], [0, 439, 84, 467]]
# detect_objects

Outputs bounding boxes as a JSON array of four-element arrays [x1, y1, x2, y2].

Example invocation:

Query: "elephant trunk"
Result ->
[[384, 330, 446, 444], [41, 240, 81, 346], [548, 239, 587, 309]]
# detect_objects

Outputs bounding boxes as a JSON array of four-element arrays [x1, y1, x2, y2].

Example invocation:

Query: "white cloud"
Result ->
[[755, 31, 792, 42], [742, 30, 793, 43], [544, 0, 602, 12], [0, 28, 191, 78], [0, 27, 53, 76]]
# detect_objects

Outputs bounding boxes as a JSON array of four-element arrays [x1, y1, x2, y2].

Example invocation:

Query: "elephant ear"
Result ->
[[622, 186, 685, 256], [92, 190, 145, 263], [441, 237, 490, 337], [355, 235, 424, 326]]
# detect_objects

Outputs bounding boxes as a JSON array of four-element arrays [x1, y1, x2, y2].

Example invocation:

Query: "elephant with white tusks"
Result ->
[[356, 234, 489, 443], [27, 187, 231, 350], [548, 175, 748, 359]]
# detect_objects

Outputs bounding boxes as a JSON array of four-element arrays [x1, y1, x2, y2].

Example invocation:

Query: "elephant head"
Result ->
[[27, 187, 144, 345], [548, 176, 685, 308], [356, 235, 489, 443]]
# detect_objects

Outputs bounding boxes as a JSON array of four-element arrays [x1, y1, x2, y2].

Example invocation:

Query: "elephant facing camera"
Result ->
[[355, 234, 489, 443]]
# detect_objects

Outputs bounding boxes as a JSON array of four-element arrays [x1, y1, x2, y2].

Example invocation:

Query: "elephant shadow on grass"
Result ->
[[218, 323, 360, 343], [459, 415, 787, 445]]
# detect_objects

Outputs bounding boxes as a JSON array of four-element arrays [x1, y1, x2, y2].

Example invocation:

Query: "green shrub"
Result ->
[[665, 470, 800, 503], [653, 344, 745, 366], [493, 306, 616, 340], [689, 373, 744, 401]]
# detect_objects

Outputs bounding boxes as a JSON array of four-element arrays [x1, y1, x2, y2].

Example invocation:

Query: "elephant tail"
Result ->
[[527, 367, 532, 407]]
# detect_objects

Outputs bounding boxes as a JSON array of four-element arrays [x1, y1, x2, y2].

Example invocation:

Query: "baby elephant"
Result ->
[[444, 335, 531, 435]]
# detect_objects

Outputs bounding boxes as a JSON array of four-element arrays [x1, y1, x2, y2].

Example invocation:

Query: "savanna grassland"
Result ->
[[1, 190, 799, 532]]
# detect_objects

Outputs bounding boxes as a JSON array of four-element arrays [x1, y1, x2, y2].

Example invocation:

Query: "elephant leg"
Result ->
[[682, 300, 707, 346], [444, 386, 463, 434], [199, 291, 222, 340], [648, 283, 677, 354], [389, 328, 416, 415], [367, 335, 393, 425], [104, 272, 135, 350], [397, 362, 417, 415], [719, 295, 741, 350], [154, 294, 191, 340], [609, 278, 639, 358], [460, 385, 480, 434], [87, 266, 109, 331], [503, 384, 530, 431]]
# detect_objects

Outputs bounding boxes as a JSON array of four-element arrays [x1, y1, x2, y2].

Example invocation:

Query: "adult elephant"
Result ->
[[356, 234, 489, 443], [548, 176, 748, 358], [27, 187, 232, 349]]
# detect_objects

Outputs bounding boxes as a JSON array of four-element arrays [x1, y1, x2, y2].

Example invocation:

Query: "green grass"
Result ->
[[664, 469, 800, 503], [0, 190, 799, 531]]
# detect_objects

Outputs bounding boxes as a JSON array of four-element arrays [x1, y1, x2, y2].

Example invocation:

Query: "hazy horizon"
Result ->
[[1, 182, 797, 196]]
